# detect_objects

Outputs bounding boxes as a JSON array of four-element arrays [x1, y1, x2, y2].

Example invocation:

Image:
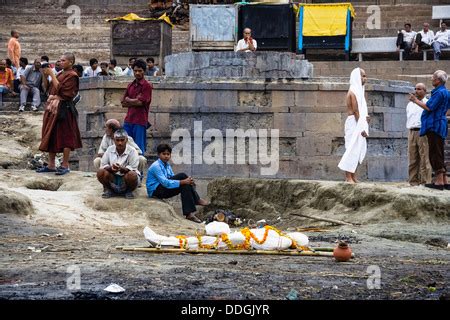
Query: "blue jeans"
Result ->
[[432, 41, 448, 60], [0, 85, 10, 108], [123, 122, 147, 153]]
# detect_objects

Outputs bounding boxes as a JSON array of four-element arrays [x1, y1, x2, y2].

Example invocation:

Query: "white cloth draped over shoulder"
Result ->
[[338, 68, 369, 173]]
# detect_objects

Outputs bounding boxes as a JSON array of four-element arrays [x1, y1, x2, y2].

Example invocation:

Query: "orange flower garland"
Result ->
[[175, 225, 311, 251]]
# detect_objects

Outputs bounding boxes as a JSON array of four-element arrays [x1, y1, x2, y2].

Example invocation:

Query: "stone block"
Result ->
[[394, 92, 410, 109], [274, 113, 305, 134], [367, 157, 407, 181], [79, 88, 105, 110], [296, 136, 332, 156], [153, 113, 171, 135], [152, 90, 197, 109], [203, 90, 238, 108], [294, 91, 317, 107], [304, 113, 342, 135], [239, 91, 271, 108], [271, 91, 295, 109]]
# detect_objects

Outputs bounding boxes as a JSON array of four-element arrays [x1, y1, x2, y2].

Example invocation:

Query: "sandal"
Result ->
[[102, 190, 114, 199], [424, 183, 444, 191], [55, 167, 70, 176], [36, 166, 57, 173]]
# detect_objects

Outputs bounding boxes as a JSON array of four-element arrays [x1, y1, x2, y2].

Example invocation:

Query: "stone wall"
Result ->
[[1, 1, 448, 65], [165, 52, 313, 79], [75, 75, 412, 182]]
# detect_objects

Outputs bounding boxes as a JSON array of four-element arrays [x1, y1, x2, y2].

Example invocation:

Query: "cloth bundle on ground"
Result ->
[[143, 222, 309, 251]]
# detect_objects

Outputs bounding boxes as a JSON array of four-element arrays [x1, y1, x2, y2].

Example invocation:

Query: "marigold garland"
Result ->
[[175, 225, 311, 251], [176, 235, 187, 249]]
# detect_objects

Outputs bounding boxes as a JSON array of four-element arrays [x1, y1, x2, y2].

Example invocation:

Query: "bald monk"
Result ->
[[338, 68, 371, 183]]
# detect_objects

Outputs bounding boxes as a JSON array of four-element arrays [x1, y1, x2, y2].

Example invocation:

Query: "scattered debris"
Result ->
[[286, 289, 298, 300], [205, 209, 242, 226], [103, 283, 125, 293], [425, 238, 448, 248]]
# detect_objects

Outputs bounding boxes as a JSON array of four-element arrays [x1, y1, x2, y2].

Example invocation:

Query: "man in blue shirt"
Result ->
[[146, 144, 208, 223], [409, 70, 449, 190]]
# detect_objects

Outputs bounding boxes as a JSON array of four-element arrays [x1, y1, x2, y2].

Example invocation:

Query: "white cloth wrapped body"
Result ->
[[143, 224, 309, 250]]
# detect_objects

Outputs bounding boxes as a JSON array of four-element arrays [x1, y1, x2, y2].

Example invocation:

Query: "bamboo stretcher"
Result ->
[[115, 246, 355, 258]]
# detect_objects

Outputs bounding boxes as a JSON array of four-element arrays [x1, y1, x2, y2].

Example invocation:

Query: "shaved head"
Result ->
[[360, 68, 367, 85], [416, 83, 426, 90]]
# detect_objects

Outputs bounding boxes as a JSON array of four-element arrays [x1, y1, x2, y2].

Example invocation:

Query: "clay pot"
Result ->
[[333, 241, 352, 262], [214, 212, 225, 222]]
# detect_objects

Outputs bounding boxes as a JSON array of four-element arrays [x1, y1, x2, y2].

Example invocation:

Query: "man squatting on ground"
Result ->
[[338, 68, 370, 183], [97, 129, 140, 199], [93, 118, 147, 176], [146, 144, 208, 223]]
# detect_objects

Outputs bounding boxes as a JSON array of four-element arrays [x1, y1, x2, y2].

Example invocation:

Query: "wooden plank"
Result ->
[[192, 41, 235, 51], [112, 43, 161, 56]]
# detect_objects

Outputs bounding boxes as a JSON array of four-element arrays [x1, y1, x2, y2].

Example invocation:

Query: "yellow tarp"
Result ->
[[105, 12, 173, 28], [300, 3, 355, 37]]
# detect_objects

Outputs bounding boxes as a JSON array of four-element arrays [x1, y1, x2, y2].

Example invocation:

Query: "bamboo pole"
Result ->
[[115, 246, 355, 258], [289, 211, 355, 226]]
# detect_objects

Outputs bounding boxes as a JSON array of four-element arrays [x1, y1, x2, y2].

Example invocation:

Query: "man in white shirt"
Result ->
[[235, 28, 257, 53], [83, 58, 101, 77], [406, 83, 432, 185], [396, 23, 416, 59], [413, 23, 434, 53], [432, 22, 450, 61], [122, 57, 136, 77], [93, 118, 147, 175], [97, 129, 140, 199], [108, 59, 123, 76], [14, 57, 28, 93]]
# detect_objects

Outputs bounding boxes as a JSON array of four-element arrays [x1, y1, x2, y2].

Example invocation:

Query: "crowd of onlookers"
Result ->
[[1, 56, 160, 112], [0, 29, 162, 110], [396, 21, 450, 60], [81, 57, 160, 78]]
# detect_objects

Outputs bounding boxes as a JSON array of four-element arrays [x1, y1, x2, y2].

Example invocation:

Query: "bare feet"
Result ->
[[344, 172, 357, 184], [197, 198, 209, 206]]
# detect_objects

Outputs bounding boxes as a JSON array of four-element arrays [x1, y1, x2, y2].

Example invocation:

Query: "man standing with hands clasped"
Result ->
[[235, 28, 257, 53], [405, 83, 432, 186]]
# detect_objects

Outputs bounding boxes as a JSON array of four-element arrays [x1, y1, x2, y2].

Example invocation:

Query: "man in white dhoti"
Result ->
[[338, 68, 370, 183]]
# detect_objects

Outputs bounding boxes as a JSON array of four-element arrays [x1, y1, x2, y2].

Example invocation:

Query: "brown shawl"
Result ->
[[39, 69, 79, 152]]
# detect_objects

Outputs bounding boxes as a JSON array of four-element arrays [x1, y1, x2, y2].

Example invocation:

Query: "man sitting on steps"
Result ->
[[413, 22, 434, 53], [19, 58, 43, 112], [396, 23, 416, 60]]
